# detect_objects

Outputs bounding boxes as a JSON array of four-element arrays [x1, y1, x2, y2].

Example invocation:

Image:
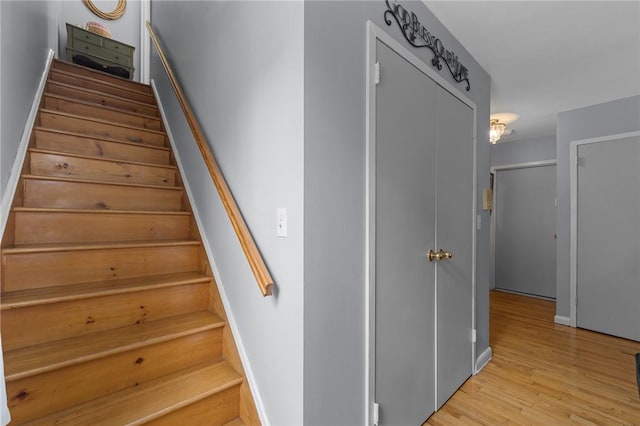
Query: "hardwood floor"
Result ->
[[426, 290, 640, 425]]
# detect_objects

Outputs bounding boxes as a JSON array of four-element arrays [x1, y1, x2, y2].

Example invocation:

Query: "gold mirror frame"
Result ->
[[82, 0, 126, 20]]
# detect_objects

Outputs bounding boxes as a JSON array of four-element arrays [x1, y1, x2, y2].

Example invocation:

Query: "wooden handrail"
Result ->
[[146, 21, 274, 297]]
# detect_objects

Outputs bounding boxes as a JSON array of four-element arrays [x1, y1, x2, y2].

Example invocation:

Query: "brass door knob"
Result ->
[[428, 249, 442, 262], [438, 249, 453, 260]]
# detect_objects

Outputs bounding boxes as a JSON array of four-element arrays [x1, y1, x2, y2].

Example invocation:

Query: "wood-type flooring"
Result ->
[[426, 290, 640, 425]]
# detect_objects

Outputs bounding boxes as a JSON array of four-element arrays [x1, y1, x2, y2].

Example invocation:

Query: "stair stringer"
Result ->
[[152, 80, 266, 426]]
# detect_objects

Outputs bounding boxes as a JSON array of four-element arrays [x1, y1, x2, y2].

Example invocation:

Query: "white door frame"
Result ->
[[365, 21, 477, 425], [139, 0, 151, 84], [490, 160, 557, 291], [569, 130, 640, 327]]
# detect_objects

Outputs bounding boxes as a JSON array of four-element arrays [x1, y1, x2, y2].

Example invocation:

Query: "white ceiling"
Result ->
[[424, 0, 640, 143]]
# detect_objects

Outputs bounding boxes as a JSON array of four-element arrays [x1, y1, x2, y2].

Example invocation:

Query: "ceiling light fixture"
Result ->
[[489, 119, 507, 144]]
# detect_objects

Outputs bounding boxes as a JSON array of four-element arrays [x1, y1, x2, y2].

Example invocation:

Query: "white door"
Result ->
[[374, 40, 474, 424], [576, 135, 640, 341], [435, 86, 474, 408], [494, 165, 557, 298], [375, 40, 437, 425]]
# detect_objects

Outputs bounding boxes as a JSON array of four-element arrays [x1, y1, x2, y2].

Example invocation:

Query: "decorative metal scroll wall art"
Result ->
[[384, 0, 470, 91]]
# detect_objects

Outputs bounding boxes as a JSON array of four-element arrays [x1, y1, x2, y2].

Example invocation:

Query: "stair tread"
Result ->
[[29, 148, 177, 170], [39, 109, 166, 136], [53, 59, 152, 93], [50, 68, 155, 100], [45, 92, 161, 122], [34, 127, 170, 152], [4, 311, 225, 381], [1, 271, 210, 310], [24, 360, 242, 425], [3, 239, 200, 254], [22, 174, 183, 190], [224, 419, 245, 426], [46, 80, 159, 114], [13, 207, 190, 216]]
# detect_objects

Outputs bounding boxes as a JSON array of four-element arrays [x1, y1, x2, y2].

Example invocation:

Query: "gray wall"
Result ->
[[58, 0, 142, 81], [0, 1, 54, 199], [150, 1, 490, 424], [149, 2, 304, 425], [491, 135, 556, 167], [555, 95, 640, 318], [304, 2, 491, 424], [0, 3, 53, 422]]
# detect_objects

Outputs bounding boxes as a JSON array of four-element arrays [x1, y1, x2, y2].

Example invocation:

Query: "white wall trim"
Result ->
[[364, 21, 375, 426], [139, 0, 151, 84], [0, 49, 54, 244], [152, 80, 269, 426], [489, 160, 557, 290], [365, 21, 478, 425], [474, 346, 492, 374], [554, 315, 571, 326], [569, 130, 640, 329], [490, 160, 557, 173]]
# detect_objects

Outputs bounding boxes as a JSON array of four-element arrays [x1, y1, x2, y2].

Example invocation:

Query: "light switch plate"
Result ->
[[277, 208, 287, 237]]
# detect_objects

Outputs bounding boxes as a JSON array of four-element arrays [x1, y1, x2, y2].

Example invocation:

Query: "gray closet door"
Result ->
[[435, 86, 474, 408], [375, 40, 437, 425], [576, 135, 640, 341], [494, 165, 557, 298]]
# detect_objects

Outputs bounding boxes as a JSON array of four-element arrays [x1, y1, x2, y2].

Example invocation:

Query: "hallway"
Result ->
[[426, 291, 640, 424]]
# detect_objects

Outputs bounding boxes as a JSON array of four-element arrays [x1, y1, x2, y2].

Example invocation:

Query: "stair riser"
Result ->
[[39, 111, 166, 147], [1, 283, 210, 351], [3, 244, 200, 292], [23, 179, 183, 211], [52, 61, 152, 95], [6, 329, 222, 424], [34, 129, 170, 165], [43, 95, 163, 131], [49, 70, 156, 104], [30, 151, 176, 187], [147, 386, 240, 426], [46, 82, 159, 117], [14, 211, 190, 245]]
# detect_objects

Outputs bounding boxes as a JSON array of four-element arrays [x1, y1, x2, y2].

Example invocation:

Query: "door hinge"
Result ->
[[372, 401, 380, 425], [472, 329, 477, 343], [374, 62, 380, 85]]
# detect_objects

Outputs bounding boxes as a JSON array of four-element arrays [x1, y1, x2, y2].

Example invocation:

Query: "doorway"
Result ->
[[491, 162, 557, 299], [366, 23, 476, 426]]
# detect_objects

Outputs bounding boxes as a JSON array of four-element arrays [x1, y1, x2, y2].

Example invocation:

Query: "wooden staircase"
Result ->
[[1, 59, 260, 425]]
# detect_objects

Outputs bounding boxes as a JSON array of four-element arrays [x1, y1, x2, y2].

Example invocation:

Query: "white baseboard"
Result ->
[[0, 49, 55, 241], [151, 80, 269, 426], [554, 315, 571, 326], [474, 346, 492, 374]]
